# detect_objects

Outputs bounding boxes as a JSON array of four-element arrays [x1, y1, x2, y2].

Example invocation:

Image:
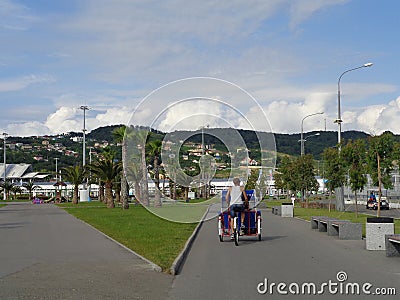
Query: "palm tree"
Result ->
[[113, 173, 122, 205], [125, 155, 142, 203], [98, 180, 105, 203], [125, 127, 149, 206], [89, 157, 122, 208], [11, 185, 22, 200], [175, 170, 194, 202], [113, 126, 129, 209], [1, 181, 14, 200], [23, 180, 40, 200], [62, 165, 86, 204], [147, 139, 162, 207]]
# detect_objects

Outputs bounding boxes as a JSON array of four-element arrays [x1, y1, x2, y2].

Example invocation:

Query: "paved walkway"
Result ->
[[0, 203, 173, 300], [2, 203, 400, 300], [168, 209, 400, 300]]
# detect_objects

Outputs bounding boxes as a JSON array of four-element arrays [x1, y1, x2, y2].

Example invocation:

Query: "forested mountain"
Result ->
[[87, 125, 123, 141], [85, 126, 373, 160], [2, 125, 388, 173]]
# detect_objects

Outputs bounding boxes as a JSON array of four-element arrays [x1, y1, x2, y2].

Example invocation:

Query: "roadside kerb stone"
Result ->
[[170, 205, 210, 275]]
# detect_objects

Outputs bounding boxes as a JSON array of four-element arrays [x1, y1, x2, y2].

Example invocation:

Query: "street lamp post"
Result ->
[[335, 62, 373, 211], [300, 112, 324, 156], [54, 158, 59, 181], [80, 105, 89, 167], [300, 133, 321, 155], [2, 133, 8, 200], [89, 146, 93, 183], [199, 124, 209, 198], [336, 63, 373, 146]]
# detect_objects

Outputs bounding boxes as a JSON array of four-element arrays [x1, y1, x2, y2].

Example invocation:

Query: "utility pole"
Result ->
[[3, 133, 8, 201]]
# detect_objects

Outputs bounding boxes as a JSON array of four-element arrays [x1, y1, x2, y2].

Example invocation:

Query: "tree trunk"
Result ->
[[173, 175, 177, 200], [354, 190, 358, 218], [134, 181, 141, 203], [99, 183, 105, 203], [121, 175, 129, 209], [73, 185, 79, 204], [105, 181, 115, 208], [141, 147, 149, 206], [154, 157, 161, 207], [115, 189, 121, 205], [121, 139, 129, 209]]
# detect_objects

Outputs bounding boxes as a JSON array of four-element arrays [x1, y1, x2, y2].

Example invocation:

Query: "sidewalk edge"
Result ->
[[170, 205, 210, 275]]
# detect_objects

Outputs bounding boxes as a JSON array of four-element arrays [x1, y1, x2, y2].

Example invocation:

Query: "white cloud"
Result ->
[[355, 97, 400, 135], [5, 93, 400, 137], [94, 107, 131, 127], [44, 106, 80, 133], [6, 121, 50, 137], [2, 0, 399, 138], [0, 74, 55, 92], [55, 0, 349, 85], [156, 100, 225, 132], [289, 0, 349, 30]]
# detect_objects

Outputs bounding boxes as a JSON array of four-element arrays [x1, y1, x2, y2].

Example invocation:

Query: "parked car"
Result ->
[[366, 197, 389, 210]]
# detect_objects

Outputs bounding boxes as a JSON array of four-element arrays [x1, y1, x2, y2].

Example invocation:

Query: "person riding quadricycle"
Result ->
[[226, 177, 248, 239], [218, 177, 262, 246]]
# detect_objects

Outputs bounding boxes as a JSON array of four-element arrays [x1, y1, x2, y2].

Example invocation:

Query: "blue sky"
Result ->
[[1, 0, 400, 136]]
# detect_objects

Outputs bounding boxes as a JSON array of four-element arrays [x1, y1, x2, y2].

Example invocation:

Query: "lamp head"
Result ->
[[364, 62, 373, 67]]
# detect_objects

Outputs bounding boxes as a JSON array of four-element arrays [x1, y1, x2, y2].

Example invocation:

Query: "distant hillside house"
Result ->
[[71, 136, 83, 142], [0, 163, 50, 183]]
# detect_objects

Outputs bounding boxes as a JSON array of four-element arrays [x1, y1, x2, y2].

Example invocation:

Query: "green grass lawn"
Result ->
[[0, 204, 6, 208], [58, 203, 197, 272]]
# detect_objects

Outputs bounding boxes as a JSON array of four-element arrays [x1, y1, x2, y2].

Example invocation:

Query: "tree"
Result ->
[[175, 170, 193, 202], [89, 157, 122, 208], [367, 132, 394, 217], [147, 139, 162, 207], [0, 181, 14, 200], [245, 169, 259, 190], [11, 185, 22, 200], [113, 126, 129, 209], [274, 155, 318, 206], [62, 165, 86, 204], [125, 127, 149, 206], [323, 147, 346, 211], [342, 139, 367, 217], [23, 180, 40, 200], [295, 154, 319, 207], [274, 156, 295, 197]]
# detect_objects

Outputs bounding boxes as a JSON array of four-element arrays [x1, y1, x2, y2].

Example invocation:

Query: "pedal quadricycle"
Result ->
[[218, 190, 262, 246]]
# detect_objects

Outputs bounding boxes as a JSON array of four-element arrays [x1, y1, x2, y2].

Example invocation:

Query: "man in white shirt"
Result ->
[[226, 177, 248, 239]]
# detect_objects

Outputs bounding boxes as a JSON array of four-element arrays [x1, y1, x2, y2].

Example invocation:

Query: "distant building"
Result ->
[[71, 136, 83, 142], [0, 163, 50, 183]]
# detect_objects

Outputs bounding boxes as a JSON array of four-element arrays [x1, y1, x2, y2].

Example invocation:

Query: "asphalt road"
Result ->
[[1, 203, 399, 300], [0, 202, 173, 300], [344, 203, 400, 219], [168, 209, 400, 300]]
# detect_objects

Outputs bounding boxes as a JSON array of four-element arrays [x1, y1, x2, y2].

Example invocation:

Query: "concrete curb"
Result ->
[[169, 205, 211, 275], [59, 206, 162, 272]]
